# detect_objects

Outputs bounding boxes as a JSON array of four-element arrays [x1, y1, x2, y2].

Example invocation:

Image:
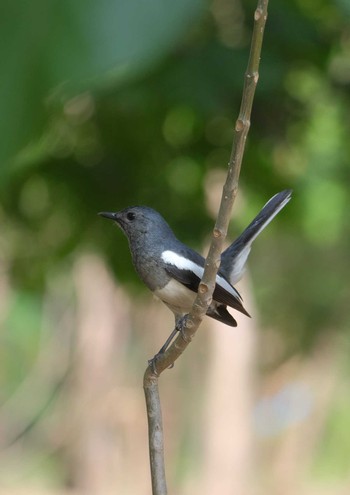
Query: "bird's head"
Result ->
[[99, 206, 175, 246]]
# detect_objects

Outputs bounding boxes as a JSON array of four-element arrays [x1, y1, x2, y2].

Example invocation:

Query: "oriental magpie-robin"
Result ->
[[99, 190, 291, 350]]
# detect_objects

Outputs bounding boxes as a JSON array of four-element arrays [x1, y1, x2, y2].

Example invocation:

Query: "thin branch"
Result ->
[[144, 1, 269, 493], [143, 373, 167, 495]]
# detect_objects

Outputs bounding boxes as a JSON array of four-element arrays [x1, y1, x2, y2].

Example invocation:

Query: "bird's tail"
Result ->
[[220, 189, 292, 285]]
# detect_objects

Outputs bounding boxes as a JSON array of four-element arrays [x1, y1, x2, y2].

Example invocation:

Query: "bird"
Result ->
[[99, 189, 292, 352]]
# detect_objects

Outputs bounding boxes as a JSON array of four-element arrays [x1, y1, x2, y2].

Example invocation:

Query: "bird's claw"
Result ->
[[148, 354, 160, 375], [175, 314, 192, 344], [148, 353, 174, 374], [147, 315, 192, 371]]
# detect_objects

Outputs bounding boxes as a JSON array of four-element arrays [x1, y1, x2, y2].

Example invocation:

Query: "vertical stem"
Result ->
[[144, 368, 167, 495], [143, 1, 269, 493]]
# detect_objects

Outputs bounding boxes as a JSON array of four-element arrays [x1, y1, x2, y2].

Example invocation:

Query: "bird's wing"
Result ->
[[161, 249, 249, 316], [221, 189, 292, 285]]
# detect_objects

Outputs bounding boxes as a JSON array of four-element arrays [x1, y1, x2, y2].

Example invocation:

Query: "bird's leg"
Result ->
[[148, 315, 191, 372], [148, 327, 178, 372], [158, 315, 191, 352], [157, 327, 179, 355], [156, 315, 191, 355]]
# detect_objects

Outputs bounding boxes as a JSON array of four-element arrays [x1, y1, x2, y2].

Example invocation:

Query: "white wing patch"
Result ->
[[162, 250, 203, 277], [161, 250, 241, 300]]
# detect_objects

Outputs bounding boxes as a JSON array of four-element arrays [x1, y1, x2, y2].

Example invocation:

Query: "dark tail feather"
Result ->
[[221, 189, 292, 285], [207, 304, 238, 327]]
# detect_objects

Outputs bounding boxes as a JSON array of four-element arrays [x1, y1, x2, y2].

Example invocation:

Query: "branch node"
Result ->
[[252, 71, 259, 83], [235, 119, 245, 131], [254, 7, 262, 20], [184, 316, 194, 329], [198, 282, 209, 294], [213, 227, 224, 238]]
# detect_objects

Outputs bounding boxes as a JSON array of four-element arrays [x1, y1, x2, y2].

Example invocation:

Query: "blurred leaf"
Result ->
[[0, 0, 204, 171], [1, 292, 42, 397]]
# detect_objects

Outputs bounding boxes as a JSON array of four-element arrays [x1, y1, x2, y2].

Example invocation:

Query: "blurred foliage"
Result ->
[[312, 390, 350, 480], [0, 0, 203, 168], [2, 1, 350, 353]]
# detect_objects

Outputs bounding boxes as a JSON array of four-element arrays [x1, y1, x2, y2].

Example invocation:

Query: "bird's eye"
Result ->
[[126, 212, 136, 221]]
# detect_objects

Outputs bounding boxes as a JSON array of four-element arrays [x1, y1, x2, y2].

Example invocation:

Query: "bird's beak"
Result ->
[[98, 211, 118, 221]]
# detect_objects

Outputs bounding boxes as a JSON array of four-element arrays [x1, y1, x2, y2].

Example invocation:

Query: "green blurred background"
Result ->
[[1, 0, 350, 493]]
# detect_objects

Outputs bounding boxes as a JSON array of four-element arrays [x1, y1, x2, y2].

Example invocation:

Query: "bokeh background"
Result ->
[[1, 0, 350, 493]]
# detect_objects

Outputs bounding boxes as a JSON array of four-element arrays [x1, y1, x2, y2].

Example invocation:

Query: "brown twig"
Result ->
[[143, 1, 269, 493]]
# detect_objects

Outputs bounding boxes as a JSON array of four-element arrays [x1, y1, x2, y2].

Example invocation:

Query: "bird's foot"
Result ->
[[147, 354, 161, 375], [147, 315, 192, 372], [148, 325, 179, 372], [175, 314, 192, 344], [148, 351, 175, 374]]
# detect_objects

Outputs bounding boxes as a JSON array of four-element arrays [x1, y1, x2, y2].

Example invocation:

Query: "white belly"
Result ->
[[154, 279, 196, 316]]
